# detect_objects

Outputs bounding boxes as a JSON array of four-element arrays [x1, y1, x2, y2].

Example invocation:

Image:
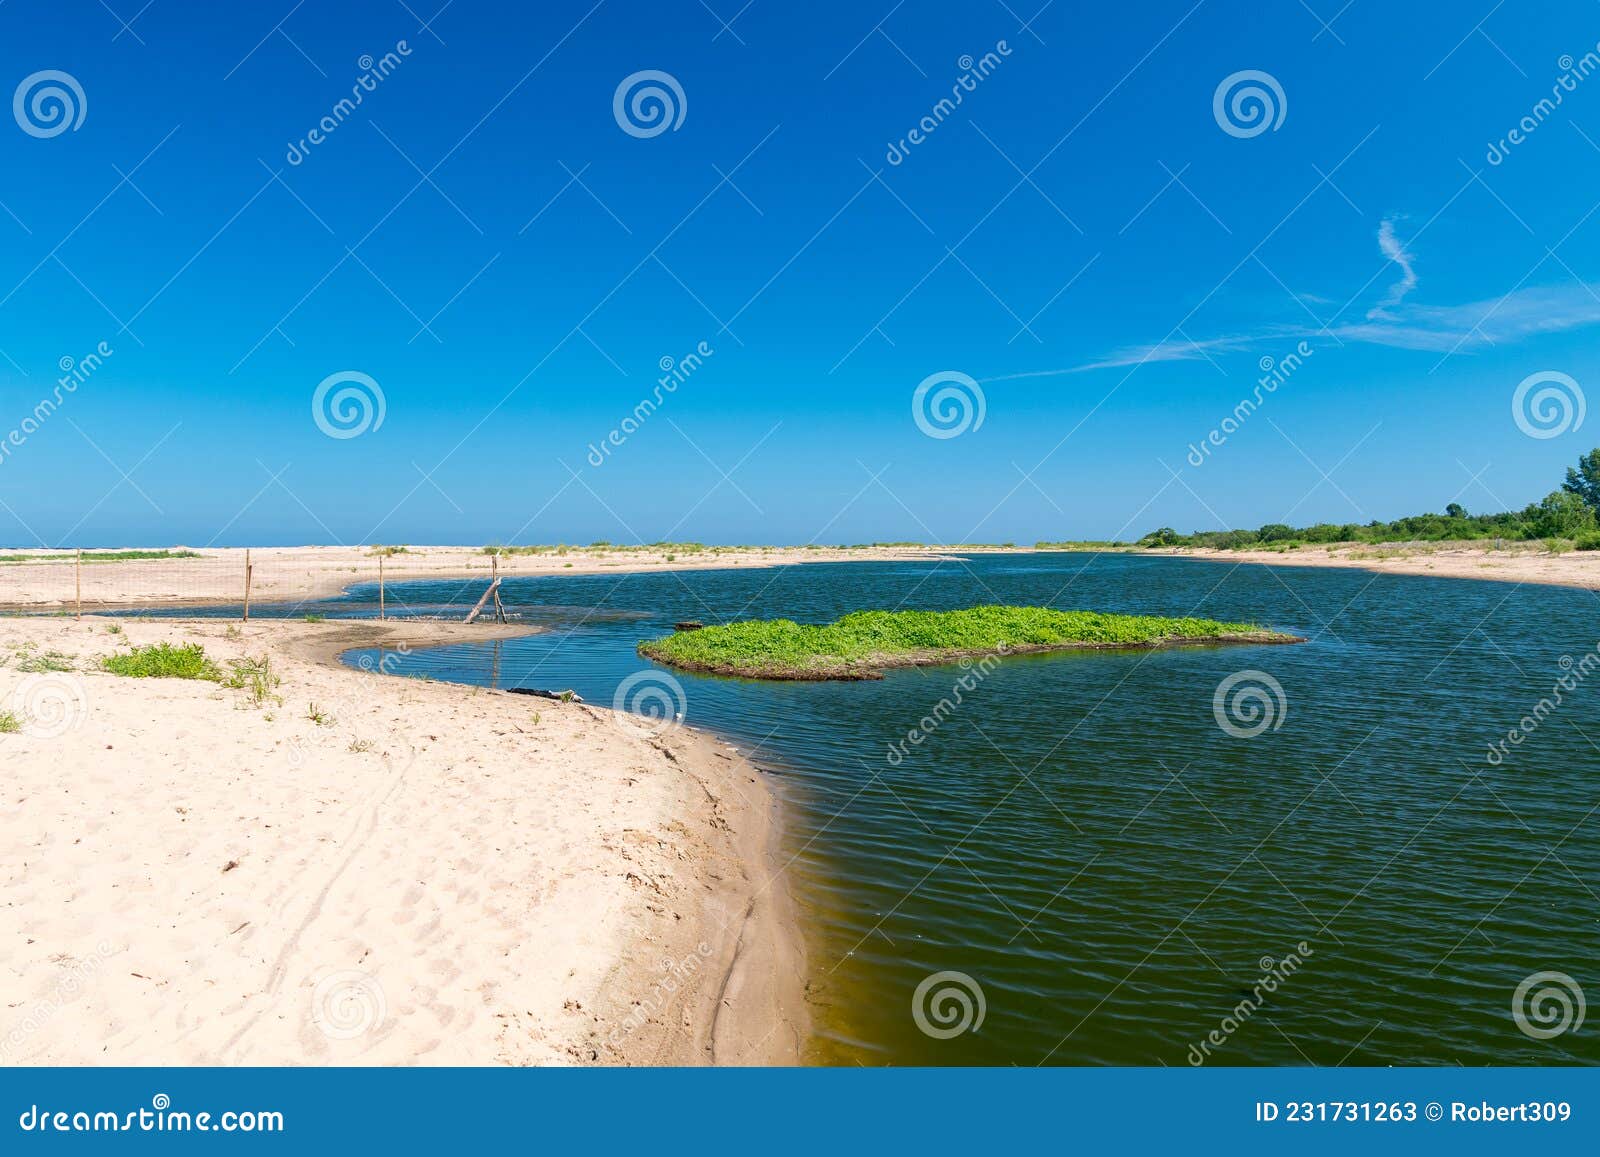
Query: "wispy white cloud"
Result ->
[[1019, 220, 1600, 379], [1340, 283, 1600, 351], [1366, 216, 1417, 320]]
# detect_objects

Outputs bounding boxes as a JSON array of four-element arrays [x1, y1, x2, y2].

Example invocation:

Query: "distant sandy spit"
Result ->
[[0, 544, 963, 611], [1142, 543, 1600, 592], [0, 617, 804, 1065]]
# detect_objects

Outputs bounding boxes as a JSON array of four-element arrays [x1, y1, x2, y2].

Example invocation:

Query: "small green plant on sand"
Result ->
[[103, 642, 221, 681], [223, 655, 281, 708], [306, 702, 334, 726], [104, 623, 122, 635], [347, 738, 373, 753], [16, 649, 74, 673], [303, 613, 326, 624], [0, 710, 20, 734]]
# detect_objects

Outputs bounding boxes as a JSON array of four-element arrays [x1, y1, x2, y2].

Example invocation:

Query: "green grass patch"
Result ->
[[222, 655, 280, 707], [15, 649, 74, 673], [640, 604, 1299, 681], [102, 642, 221, 681], [0, 550, 200, 565], [0, 710, 20, 734]]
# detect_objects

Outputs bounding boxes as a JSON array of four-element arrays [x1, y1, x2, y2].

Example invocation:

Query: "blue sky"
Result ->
[[2, 0, 1599, 545]]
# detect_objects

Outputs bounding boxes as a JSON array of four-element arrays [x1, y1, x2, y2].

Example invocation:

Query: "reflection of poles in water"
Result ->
[[491, 637, 502, 689]]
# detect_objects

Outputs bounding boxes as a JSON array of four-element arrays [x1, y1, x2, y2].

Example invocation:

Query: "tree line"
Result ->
[[1138, 449, 1600, 551]]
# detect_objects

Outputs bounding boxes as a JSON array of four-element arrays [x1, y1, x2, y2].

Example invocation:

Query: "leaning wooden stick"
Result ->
[[463, 577, 500, 624]]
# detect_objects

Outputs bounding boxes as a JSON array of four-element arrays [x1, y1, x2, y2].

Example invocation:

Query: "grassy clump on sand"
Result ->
[[222, 655, 280, 707], [0, 550, 200, 565], [638, 604, 1298, 681], [102, 642, 221, 681]]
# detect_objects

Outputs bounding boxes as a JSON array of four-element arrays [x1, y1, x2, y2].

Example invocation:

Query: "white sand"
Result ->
[[0, 544, 958, 611], [0, 617, 803, 1065]]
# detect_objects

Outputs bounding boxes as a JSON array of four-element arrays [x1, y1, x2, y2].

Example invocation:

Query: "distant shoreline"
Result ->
[[0, 544, 976, 613], [4, 539, 1593, 616], [1137, 542, 1600, 593]]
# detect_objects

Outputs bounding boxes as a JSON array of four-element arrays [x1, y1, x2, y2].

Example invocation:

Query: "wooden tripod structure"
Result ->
[[463, 554, 509, 624]]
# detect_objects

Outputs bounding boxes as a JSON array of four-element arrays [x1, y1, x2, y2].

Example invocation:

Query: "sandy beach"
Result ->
[[0, 615, 804, 1065], [8, 535, 1580, 1069], [1141, 541, 1600, 592], [0, 544, 956, 612]]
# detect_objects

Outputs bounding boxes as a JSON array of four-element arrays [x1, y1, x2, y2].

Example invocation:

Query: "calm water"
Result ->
[[322, 553, 1597, 1066]]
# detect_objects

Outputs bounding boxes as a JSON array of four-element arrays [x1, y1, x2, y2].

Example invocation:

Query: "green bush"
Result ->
[[102, 643, 221, 681]]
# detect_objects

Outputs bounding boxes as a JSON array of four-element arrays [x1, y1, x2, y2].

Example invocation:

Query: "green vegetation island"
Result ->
[[638, 605, 1302, 681]]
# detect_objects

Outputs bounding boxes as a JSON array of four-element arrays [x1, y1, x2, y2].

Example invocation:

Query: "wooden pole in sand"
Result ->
[[379, 552, 386, 621], [242, 549, 252, 622], [463, 577, 499, 624], [74, 549, 81, 621]]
